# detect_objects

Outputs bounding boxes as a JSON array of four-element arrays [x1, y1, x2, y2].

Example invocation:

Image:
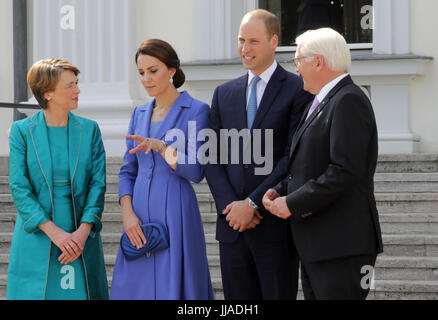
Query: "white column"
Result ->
[[373, 0, 410, 54], [195, 0, 257, 61], [352, 58, 431, 154], [27, 0, 140, 155]]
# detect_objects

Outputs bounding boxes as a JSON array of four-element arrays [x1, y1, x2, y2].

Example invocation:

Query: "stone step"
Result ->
[[0, 275, 6, 300], [2, 153, 438, 176], [383, 234, 438, 257], [5, 173, 438, 195], [2, 224, 438, 257], [103, 173, 438, 194], [207, 277, 438, 300], [0, 176, 9, 194], [2, 232, 438, 258], [3, 192, 438, 213], [105, 157, 123, 175], [0, 233, 12, 254], [374, 173, 438, 193], [379, 213, 438, 234], [181, 255, 438, 282], [1, 261, 437, 300], [376, 154, 438, 173], [374, 256, 438, 281], [376, 193, 438, 213], [0, 193, 217, 214], [0, 214, 14, 233], [99, 211, 438, 236], [3, 192, 438, 215], [10, 210, 438, 238], [0, 158, 8, 177], [367, 280, 438, 300], [96, 176, 212, 194], [106, 154, 438, 174], [101, 233, 438, 259], [1, 177, 211, 196]]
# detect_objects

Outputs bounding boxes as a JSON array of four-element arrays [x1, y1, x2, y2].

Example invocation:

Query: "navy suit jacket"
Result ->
[[205, 64, 313, 243]]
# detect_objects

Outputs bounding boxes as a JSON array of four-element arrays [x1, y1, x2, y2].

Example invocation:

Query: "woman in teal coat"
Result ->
[[7, 58, 108, 300]]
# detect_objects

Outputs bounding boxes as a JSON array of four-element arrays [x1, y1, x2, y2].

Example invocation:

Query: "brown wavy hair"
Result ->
[[135, 39, 185, 89]]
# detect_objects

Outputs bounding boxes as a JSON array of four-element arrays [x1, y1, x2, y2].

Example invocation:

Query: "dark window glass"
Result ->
[[259, 0, 373, 46]]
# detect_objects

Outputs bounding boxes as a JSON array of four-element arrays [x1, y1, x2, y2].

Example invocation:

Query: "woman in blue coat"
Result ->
[[110, 39, 214, 299], [7, 59, 108, 300]]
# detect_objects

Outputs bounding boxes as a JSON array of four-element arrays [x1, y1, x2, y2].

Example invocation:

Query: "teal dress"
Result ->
[[44, 126, 87, 300], [7, 111, 108, 300]]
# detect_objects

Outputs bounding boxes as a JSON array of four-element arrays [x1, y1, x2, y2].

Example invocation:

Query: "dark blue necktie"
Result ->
[[247, 76, 261, 129]]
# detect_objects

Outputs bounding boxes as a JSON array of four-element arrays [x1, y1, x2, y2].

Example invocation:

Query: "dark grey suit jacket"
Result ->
[[274, 75, 383, 262]]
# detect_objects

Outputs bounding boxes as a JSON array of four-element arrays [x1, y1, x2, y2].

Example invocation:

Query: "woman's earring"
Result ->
[[170, 77, 174, 84]]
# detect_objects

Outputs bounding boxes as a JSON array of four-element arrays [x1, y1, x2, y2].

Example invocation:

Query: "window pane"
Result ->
[[258, 0, 373, 46]]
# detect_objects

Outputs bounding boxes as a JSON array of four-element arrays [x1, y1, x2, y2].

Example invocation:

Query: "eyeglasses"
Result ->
[[292, 55, 317, 68]]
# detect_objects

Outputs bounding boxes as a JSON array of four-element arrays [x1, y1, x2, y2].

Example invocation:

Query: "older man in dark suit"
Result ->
[[263, 27, 383, 300], [204, 9, 312, 300]]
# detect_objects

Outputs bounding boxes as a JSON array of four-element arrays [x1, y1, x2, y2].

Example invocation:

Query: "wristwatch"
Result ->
[[248, 198, 258, 210]]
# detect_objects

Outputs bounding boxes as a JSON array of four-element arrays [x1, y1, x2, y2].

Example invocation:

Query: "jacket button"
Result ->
[[288, 175, 293, 180]]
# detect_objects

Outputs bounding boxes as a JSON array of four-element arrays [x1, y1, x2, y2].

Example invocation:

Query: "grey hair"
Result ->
[[295, 28, 351, 72]]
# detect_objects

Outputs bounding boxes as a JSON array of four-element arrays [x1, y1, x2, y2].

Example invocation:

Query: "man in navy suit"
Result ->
[[204, 9, 313, 300]]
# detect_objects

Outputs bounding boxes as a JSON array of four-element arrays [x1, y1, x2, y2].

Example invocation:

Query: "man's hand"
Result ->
[[268, 196, 292, 219], [262, 188, 280, 212], [222, 199, 263, 232]]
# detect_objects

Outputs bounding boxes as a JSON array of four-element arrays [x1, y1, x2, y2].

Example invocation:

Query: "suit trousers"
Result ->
[[300, 253, 377, 300], [219, 232, 299, 300]]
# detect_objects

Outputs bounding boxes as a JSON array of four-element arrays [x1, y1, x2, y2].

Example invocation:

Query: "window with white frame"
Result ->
[[258, 0, 373, 50]]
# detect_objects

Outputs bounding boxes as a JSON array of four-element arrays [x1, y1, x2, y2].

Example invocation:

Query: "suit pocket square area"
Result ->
[[120, 222, 169, 261]]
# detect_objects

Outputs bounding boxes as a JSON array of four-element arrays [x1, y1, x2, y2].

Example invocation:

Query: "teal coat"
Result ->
[[7, 110, 109, 300]]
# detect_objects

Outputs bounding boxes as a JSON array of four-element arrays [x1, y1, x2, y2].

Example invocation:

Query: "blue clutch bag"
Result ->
[[120, 222, 169, 261]]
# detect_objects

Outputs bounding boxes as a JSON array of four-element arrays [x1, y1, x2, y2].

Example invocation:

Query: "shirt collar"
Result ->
[[247, 60, 278, 86], [316, 73, 349, 102]]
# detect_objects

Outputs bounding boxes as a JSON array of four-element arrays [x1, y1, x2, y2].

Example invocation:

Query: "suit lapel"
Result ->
[[251, 65, 285, 129], [233, 75, 249, 131], [141, 101, 154, 138], [29, 111, 53, 197], [289, 98, 328, 157], [68, 112, 82, 183], [288, 75, 354, 162]]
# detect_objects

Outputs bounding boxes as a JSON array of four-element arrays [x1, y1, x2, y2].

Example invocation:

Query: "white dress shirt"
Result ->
[[246, 60, 278, 109], [316, 73, 349, 103]]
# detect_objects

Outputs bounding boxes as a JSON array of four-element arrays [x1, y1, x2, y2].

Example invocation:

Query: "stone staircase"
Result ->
[[1, 154, 438, 300]]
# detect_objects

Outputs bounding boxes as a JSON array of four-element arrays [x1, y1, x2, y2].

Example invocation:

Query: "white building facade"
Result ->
[[0, 0, 436, 156]]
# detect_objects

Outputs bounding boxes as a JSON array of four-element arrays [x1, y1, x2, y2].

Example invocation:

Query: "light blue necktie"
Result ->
[[247, 76, 261, 129]]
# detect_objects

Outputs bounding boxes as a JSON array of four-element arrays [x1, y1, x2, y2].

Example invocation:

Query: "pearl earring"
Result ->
[[170, 77, 174, 84]]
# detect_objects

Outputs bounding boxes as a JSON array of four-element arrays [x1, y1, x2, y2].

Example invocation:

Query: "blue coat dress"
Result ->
[[110, 91, 214, 300]]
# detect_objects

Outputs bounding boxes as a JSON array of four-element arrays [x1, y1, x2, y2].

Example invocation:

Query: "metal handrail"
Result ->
[[0, 102, 39, 110]]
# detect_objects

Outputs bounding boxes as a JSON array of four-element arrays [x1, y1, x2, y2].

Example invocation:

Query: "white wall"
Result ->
[[409, 0, 438, 153], [0, 0, 14, 156], [134, 0, 198, 102]]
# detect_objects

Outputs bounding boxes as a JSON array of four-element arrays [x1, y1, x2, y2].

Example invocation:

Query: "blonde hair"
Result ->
[[241, 9, 280, 39], [295, 28, 351, 72], [27, 58, 80, 109]]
